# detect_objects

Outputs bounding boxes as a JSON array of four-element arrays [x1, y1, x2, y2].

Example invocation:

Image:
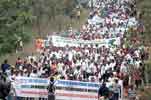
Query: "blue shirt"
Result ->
[[1, 64, 10, 72]]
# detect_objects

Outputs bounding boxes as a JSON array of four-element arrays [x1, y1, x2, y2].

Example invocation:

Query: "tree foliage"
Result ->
[[137, 0, 151, 45], [0, 0, 33, 55], [31, 0, 77, 35], [0, 0, 78, 56]]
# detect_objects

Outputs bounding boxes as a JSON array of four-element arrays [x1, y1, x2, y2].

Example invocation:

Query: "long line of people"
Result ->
[[0, 0, 147, 100]]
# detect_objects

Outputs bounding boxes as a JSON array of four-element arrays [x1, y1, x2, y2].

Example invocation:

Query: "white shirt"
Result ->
[[82, 61, 87, 71], [101, 65, 106, 75], [30, 73, 38, 78], [68, 51, 73, 61], [120, 64, 128, 75]]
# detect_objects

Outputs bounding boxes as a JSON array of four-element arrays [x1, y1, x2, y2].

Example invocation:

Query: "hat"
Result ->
[[11, 65, 15, 69], [23, 69, 27, 72]]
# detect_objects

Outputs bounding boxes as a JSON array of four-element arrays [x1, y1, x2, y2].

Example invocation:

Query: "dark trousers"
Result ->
[[48, 93, 55, 100], [135, 80, 141, 89], [113, 93, 119, 100]]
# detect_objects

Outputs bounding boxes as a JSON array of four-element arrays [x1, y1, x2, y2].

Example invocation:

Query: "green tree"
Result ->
[[63, 0, 77, 16], [0, 0, 34, 56], [0, 0, 79, 56], [31, 0, 77, 35], [136, 0, 151, 45]]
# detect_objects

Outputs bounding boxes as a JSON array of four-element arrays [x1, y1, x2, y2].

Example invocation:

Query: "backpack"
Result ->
[[47, 82, 55, 93]]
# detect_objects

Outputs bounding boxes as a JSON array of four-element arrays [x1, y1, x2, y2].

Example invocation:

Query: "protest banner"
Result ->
[[14, 77, 100, 100], [51, 35, 120, 47]]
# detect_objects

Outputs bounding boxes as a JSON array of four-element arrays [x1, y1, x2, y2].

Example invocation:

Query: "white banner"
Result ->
[[13, 77, 124, 100], [13, 77, 100, 100], [51, 36, 120, 47]]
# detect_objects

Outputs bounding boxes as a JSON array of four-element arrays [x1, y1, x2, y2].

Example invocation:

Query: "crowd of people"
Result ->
[[0, 0, 148, 100]]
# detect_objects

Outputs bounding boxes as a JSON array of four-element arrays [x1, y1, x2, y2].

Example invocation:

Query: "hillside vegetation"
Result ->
[[0, 0, 88, 57], [137, 0, 151, 99], [136, 0, 151, 45]]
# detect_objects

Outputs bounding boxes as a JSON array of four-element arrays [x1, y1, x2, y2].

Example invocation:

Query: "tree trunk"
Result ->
[[145, 64, 149, 86], [37, 16, 41, 37]]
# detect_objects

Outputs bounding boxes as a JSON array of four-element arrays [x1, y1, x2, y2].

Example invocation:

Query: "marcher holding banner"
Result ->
[[98, 82, 110, 100], [47, 77, 55, 100]]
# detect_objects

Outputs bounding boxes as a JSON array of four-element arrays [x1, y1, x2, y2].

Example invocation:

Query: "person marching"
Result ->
[[112, 79, 121, 100], [47, 77, 55, 100], [98, 82, 110, 100], [128, 85, 137, 100]]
